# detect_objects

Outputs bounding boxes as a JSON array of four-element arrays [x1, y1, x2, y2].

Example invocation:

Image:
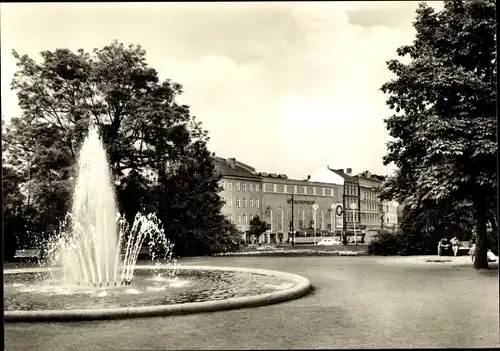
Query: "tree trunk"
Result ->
[[473, 192, 489, 269]]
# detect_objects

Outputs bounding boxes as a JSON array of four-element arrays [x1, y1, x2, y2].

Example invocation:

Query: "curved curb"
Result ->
[[4, 265, 311, 322]]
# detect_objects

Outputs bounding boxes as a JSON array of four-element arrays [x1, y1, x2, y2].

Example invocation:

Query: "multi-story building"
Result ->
[[325, 167, 361, 239], [259, 172, 343, 244], [213, 156, 396, 245], [355, 171, 385, 232], [383, 200, 399, 230], [213, 157, 261, 236]]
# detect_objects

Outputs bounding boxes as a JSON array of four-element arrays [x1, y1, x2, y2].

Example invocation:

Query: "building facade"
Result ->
[[213, 157, 262, 235], [382, 200, 399, 230], [259, 173, 343, 244], [326, 168, 361, 239], [355, 171, 385, 232], [214, 156, 397, 245]]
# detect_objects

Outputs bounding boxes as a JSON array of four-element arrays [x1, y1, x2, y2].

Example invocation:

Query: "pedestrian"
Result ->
[[450, 236, 459, 256], [468, 243, 476, 263], [487, 249, 497, 262]]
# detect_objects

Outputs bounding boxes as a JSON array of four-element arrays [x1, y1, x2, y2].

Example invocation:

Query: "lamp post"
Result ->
[[330, 203, 335, 237], [350, 202, 358, 245], [312, 203, 319, 245]]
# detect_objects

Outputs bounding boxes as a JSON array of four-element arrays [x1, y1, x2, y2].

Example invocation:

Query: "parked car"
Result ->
[[316, 238, 342, 246]]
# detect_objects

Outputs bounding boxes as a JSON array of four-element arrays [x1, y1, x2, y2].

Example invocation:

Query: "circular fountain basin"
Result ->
[[4, 265, 311, 322]]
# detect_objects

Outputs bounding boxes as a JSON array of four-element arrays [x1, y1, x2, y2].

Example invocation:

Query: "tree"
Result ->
[[153, 140, 227, 257], [380, 0, 496, 268], [249, 216, 268, 243], [4, 41, 224, 256], [2, 166, 26, 260]]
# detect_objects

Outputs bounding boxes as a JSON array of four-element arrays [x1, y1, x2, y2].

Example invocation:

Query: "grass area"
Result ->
[[4, 256, 499, 350]]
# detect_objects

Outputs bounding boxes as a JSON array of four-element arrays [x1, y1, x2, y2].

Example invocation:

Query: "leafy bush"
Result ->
[[367, 230, 400, 256], [368, 229, 433, 256]]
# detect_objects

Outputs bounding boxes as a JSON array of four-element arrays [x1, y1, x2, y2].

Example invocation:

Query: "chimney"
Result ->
[[366, 171, 371, 178], [346, 168, 352, 175], [307, 175, 311, 181], [227, 158, 236, 169]]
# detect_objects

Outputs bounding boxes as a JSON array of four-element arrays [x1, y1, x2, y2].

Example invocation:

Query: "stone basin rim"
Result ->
[[4, 265, 311, 322]]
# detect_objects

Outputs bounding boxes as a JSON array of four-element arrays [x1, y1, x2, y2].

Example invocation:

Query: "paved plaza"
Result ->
[[5, 255, 499, 350]]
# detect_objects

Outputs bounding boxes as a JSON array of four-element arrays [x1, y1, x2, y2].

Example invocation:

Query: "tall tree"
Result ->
[[153, 140, 227, 256], [381, 0, 496, 268], [4, 41, 225, 255]]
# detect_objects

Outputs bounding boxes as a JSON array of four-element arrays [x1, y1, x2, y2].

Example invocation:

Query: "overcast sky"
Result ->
[[1, 2, 444, 179]]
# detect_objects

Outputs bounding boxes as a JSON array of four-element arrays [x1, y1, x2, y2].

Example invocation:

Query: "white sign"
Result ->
[[312, 203, 319, 210], [335, 203, 343, 228]]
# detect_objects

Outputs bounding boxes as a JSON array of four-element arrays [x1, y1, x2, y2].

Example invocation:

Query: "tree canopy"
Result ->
[[381, 0, 496, 268], [3, 40, 228, 258]]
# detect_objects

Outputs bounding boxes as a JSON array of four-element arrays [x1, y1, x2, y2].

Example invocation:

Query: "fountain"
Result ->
[[4, 126, 311, 322], [44, 126, 173, 288]]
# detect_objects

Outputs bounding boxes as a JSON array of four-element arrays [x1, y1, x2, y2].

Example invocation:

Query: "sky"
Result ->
[[1, 1, 444, 180]]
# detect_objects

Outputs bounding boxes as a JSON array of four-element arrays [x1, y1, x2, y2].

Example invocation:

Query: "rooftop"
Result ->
[[213, 156, 260, 179]]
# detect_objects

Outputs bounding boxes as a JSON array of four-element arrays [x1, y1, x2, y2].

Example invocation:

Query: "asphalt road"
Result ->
[[4, 256, 499, 350]]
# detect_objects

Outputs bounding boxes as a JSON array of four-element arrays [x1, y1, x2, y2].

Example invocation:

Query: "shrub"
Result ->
[[367, 230, 399, 256], [368, 229, 434, 256]]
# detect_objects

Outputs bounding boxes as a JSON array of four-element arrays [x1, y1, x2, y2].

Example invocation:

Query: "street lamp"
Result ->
[[330, 203, 336, 236], [312, 203, 319, 245], [350, 202, 358, 245]]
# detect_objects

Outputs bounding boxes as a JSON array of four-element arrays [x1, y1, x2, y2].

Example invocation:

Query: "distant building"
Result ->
[[354, 171, 385, 232], [259, 172, 343, 244], [326, 167, 361, 239], [382, 200, 399, 230], [213, 155, 395, 245], [213, 157, 261, 238]]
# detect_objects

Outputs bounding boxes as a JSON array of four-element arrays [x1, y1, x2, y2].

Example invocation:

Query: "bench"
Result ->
[[14, 249, 41, 262], [457, 241, 472, 252]]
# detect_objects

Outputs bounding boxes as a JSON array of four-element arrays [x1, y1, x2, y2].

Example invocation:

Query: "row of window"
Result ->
[[220, 180, 260, 193], [360, 189, 379, 200], [225, 213, 256, 224], [222, 197, 260, 208], [361, 202, 380, 212], [344, 212, 383, 224], [262, 184, 334, 196]]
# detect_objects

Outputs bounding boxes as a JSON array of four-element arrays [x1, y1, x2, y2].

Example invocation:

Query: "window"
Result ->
[[276, 184, 284, 193], [286, 185, 294, 193], [228, 214, 232, 222], [264, 208, 272, 231], [249, 198, 254, 207], [297, 186, 305, 194], [227, 181, 232, 191], [264, 183, 274, 192], [243, 198, 247, 208], [306, 186, 314, 195], [255, 184, 260, 192], [249, 214, 253, 222], [243, 183, 247, 192], [236, 214, 241, 223], [277, 208, 284, 232], [255, 199, 260, 208], [319, 209, 324, 230], [243, 214, 247, 224], [236, 198, 241, 207], [221, 180, 226, 190], [298, 209, 305, 229], [249, 184, 253, 192], [227, 197, 232, 207], [236, 182, 241, 191]]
